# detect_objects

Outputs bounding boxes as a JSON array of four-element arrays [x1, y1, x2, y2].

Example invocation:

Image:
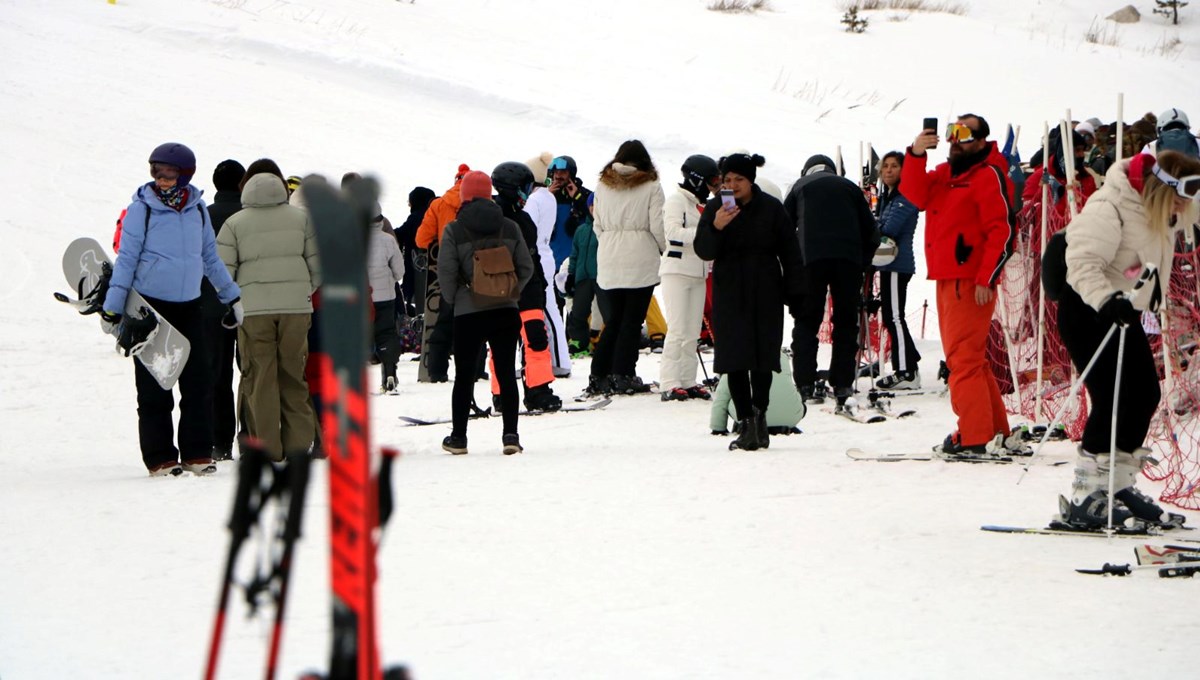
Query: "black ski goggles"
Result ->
[[1153, 164, 1200, 200]]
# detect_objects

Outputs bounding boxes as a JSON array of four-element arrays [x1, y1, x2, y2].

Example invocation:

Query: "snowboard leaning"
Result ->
[[58, 237, 190, 390]]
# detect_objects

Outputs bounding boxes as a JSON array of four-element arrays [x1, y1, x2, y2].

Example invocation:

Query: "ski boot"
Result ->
[[585, 375, 612, 398], [875, 370, 921, 390], [611, 375, 652, 395], [524, 385, 563, 412], [685, 385, 711, 400], [661, 387, 690, 402], [934, 432, 991, 458]]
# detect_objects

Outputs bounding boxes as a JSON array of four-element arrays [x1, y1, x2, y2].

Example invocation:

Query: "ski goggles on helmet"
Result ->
[[150, 162, 181, 180], [548, 157, 571, 172], [1152, 164, 1200, 200], [945, 123, 977, 144]]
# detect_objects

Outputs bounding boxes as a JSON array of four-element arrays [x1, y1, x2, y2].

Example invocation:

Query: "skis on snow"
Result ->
[[305, 177, 404, 680], [1076, 544, 1200, 577]]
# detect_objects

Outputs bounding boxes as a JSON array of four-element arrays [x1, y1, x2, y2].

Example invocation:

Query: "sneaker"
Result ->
[[442, 434, 468, 455], [1115, 487, 1188, 528], [875, 371, 921, 390], [524, 385, 562, 412], [661, 387, 690, 402], [1062, 491, 1144, 531], [685, 385, 711, 400], [502, 433, 523, 455], [934, 432, 988, 456], [148, 461, 182, 477], [182, 458, 217, 475]]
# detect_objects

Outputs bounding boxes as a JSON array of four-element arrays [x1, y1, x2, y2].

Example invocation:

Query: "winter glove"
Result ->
[[1098, 293, 1140, 328], [564, 272, 576, 297], [99, 309, 122, 325], [221, 298, 245, 329], [523, 319, 549, 352]]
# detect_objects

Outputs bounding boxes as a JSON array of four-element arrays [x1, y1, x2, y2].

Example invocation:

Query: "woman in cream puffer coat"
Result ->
[[1056, 149, 1200, 530], [588, 140, 666, 395]]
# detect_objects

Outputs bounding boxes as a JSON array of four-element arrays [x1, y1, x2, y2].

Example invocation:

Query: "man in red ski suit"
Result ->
[[901, 114, 1017, 453]]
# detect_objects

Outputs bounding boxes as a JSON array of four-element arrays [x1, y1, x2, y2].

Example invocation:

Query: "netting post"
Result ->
[[1035, 122, 1050, 420]]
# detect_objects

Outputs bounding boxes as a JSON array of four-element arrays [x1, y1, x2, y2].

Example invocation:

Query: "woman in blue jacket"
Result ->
[[103, 143, 242, 476], [874, 151, 922, 390]]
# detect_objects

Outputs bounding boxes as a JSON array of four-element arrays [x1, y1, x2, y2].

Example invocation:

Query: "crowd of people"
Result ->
[[99, 108, 1200, 532]]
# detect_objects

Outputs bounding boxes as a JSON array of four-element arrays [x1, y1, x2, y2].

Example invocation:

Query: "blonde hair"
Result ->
[[1142, 150, 1200, 234]]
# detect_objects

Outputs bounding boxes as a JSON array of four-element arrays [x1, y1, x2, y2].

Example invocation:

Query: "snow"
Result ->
[[1, 0, 1198, 678]]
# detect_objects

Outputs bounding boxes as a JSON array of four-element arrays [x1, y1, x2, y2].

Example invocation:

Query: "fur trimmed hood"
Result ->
[[599, 162, 659, 190]]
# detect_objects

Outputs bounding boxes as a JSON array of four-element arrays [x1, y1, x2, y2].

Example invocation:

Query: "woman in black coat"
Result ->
[[695, 153, 803, 451]]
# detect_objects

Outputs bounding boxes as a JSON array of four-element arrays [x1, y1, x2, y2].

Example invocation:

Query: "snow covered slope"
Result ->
[[1, 1, 1197, 678]]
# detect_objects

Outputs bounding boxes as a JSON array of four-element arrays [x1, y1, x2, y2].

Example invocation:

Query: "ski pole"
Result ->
[[1106, 324, 1128, 535], [206, 442, 269, 680], [264, 452, 314, 680]]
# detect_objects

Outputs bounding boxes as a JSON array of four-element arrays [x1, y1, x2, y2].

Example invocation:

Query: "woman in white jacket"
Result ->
[[659, 154, 720, 401], [1056, 150, 1200, 531], [588, 140, 667, 396]]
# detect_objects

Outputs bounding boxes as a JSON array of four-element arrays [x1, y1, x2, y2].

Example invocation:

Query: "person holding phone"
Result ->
[[694, 153, 804, 451], [901, 113, 1021, 457]]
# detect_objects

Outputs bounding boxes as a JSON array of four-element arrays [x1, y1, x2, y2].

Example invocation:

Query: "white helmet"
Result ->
[[1158, 108, 1190, 133], [873, 236, 898, 267]]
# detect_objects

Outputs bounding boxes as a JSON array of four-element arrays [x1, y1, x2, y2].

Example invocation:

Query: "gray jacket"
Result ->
[[217, 174, 319, 316], [438, 198, 534, 316], [368, 223, 404, 302]]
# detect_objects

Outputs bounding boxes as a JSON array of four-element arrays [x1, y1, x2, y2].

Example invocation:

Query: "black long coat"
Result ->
[[695, 185, 803, 373]]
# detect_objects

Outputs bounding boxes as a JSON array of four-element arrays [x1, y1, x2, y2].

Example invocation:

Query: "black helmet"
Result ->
[[681, 154, 719, 194], [491, 161, 535, 201], [548, 155, 578, 178]]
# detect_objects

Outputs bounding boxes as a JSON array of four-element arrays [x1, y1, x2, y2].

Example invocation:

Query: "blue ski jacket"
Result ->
[[876, 186, 919, 275], [104, 183, 240, 313]]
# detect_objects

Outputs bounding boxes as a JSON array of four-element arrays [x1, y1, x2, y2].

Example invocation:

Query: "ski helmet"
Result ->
[[1158, 108, 1190, 133], [491, 161, 535, 203], [681, 154, 719, 195], [548, 155, 578, 178], [148, 142, 197, 187]]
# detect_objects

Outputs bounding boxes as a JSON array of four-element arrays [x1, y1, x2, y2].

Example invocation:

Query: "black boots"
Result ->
[[729, 408, 769, 451]]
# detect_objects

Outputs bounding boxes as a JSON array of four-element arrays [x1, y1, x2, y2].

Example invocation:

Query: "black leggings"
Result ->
[[1057, 285, 1160, 453], [452, 308, 521, 437], [590, 285, 655, 378], [727, 370, 772, 419]]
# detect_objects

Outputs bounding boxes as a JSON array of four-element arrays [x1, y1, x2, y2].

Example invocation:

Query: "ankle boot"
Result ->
[[754, 407, 769, 449], [729, 418, 760, 451]]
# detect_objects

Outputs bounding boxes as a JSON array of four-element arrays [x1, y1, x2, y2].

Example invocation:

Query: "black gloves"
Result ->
[[564, 272, 576, 297], [523, 319, 549, 351], [1098, 293, 1140, 327], [222, 297, 245, 329], [116, 312, 159, 357]]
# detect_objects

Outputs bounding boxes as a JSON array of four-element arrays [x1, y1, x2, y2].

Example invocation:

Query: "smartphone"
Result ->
[[720, 189, 736, 210], [922, 117, 938, 132]]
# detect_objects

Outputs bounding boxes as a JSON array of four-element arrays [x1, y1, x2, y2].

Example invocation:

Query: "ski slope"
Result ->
[[1, 1, 1198, 678]]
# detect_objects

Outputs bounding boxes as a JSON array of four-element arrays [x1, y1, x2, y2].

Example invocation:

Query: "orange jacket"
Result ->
[[900, 142, 1015, 288], [415, 169, 469, 249]]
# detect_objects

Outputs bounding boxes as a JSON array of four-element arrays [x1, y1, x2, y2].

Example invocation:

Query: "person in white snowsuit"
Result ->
[[658, 154, 720, 401], [524, 152, 572, 377]]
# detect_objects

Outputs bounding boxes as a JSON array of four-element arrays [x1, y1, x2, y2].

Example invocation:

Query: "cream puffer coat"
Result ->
[[658, 186, 708, 279], [217, 174, 320, 316], [1064, 158, 1189, 312], [592, 163, 666, 289]]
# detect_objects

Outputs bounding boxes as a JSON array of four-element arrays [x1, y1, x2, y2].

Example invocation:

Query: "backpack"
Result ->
[[462, 226, 519, 304], [1157, 128, 1200, 158]]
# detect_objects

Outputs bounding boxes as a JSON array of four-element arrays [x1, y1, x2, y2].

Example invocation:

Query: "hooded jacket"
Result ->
[[415, 179, 464, 249], [784, 154, 880, 268], [438, 199, 535, 316], [900, 142, 1016, 287], [1064, 155, 1188, 312], [216, 174, 319, 316], [104, 183, 240, 314], [368, 222, 405, 302], [592, 163, 667, 289]]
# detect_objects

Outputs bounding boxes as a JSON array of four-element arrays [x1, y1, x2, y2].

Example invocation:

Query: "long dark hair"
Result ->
[[601, 139, 657, 176]]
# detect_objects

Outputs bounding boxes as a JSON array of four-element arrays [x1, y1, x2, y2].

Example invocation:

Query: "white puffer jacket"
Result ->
[[593, 163, 666, 289], [659, 186, 708, 279], [367, 224, 405, 302], [1064, 158, 1187, 312]]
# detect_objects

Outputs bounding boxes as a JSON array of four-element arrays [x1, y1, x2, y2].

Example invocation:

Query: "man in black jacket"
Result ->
[[205, 159, 244, 460], [784, 154, 880, 408]]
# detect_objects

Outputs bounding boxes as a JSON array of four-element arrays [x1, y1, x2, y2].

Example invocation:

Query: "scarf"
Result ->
[[154, 185, 188, 211]]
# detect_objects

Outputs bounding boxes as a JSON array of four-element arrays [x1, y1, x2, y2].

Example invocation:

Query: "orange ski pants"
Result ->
[[937, 279, 1010, 446], [491, 308, 555, 394]]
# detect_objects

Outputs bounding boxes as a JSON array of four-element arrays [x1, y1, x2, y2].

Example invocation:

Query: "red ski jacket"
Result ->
[[900, 142, 1015, 288]]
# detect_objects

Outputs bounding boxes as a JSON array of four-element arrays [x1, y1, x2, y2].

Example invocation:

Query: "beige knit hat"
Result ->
[[525, 152, 554, 186]]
